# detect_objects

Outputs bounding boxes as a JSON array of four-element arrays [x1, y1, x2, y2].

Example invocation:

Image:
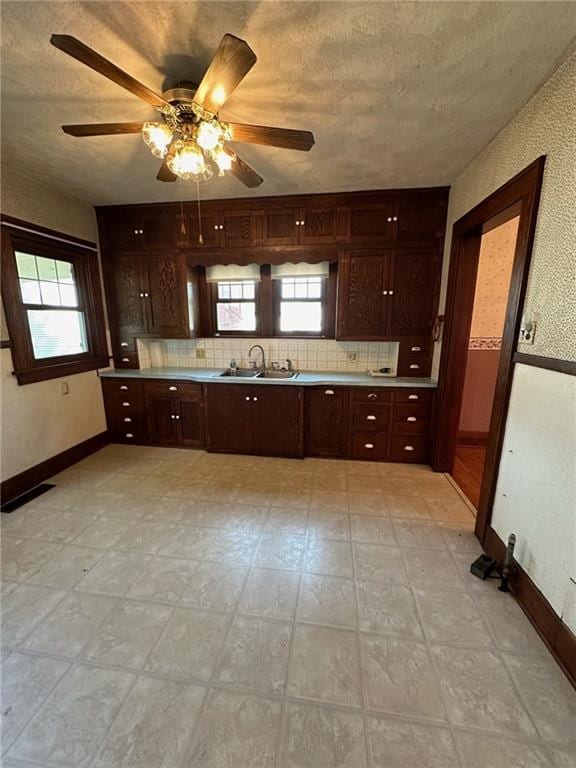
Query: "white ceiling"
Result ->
[[2, 1, 575, 205]]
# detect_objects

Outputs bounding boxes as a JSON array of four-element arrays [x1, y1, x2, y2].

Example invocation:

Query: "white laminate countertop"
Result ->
[[99, 367, 437, 388]]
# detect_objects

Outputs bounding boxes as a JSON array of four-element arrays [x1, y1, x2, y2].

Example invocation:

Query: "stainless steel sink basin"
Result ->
[[257, 370, 299, 379], [218, 369, 260, 378]]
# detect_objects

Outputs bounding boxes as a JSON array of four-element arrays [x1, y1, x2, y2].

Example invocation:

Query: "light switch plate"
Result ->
[[60, 381, 69, 395]]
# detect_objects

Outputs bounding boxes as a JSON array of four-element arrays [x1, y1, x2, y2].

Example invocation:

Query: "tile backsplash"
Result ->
[[137, 338, 399, 374]]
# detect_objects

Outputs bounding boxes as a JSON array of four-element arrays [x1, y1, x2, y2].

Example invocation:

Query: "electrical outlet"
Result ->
[[347, 352, 357, 362], [196, 348, 206, 359]]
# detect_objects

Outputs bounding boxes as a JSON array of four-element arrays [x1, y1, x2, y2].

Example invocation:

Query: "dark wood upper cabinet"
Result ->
[[349, 202, 397, 242], [107, 255, 146, 336], [221, 210, 257, 248], [261, 207, 300, 246], [385, 248, 439, 337], [336, 250, 389, 340], [300, 206, 346, 245], [305, 386, 350, 457], [143, 255, 188, 337], [180, 209, 221, 249], [396, 197, 447, 242]]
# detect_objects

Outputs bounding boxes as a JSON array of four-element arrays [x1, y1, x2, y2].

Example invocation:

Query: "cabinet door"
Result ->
[[205, 384, 253, 453], [177, 395, 205, 448], [261, 208, 300, 245], [396, 198, 447, 242], [336, 251, 388, 340], [349, 202, 396, 242], [299, 206, 339, 245], [221, 210, 256, 248], [181, 210, 221, 248], [306, 387, 350, 457], [107, 255, 146, 336], [104, 213, 142, 251], [250, 386, 303, 457], [143, 255, 188, 337], [146, 394, 179, 445], [141, 209, 177, 250], [385, 248, 438, 337]]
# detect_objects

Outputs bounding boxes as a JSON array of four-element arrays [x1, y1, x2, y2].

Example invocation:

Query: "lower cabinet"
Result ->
[[144, 381, 204, 448], [205, 384, 304, 457], [305, 387, 350, 457]]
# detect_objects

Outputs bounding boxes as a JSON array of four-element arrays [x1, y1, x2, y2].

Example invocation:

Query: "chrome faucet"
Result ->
[[248, 344, 266, 370]]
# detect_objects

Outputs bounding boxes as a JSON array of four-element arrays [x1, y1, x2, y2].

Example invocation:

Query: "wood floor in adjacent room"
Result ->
[[452, 444, 487, 511]]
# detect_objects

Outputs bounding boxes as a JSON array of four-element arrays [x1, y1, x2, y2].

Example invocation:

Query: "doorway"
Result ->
[[432, 157, 545, 544], [451, 213, 520, 510]]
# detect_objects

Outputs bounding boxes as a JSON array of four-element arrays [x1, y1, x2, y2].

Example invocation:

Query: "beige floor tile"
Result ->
[[180, 561, 248, 611], [550, 746, 576, 768], [1, 585, 66, 646], [106, 493, 159, 519], [70, 517, 135, 548], [402, 547, 466, 590], [127, 556, 199, 603], [503, 652, 576, 744], [307, 511, 351, 540], [347, 492, 389, 516], [288, 624, 362, 708], [21, 592, 117, 657], [0, 537, 60, 581], [224, 503, 270, 532], [82, 600, 171, 669], [475, 593, 549, 654], [280, 701, 368, 768], [204, 529, 261, 565], [417, 475, 460, 498], [393, 519, 447, 549], [380, 478, 423, 496], [145, 607, 230, 681], [361, 635, 446, 720], [144, 498, 223, 526], [255, 534, 307, 571], [187, 689, 282, 768], [1, 509, 97, 543], [114, 521, 178, 554], [436, 520, 481, 551], [217, 615, 292, 695], [0, 652, 70, 753], [432, 646, 537, 737], [75, 551, 151, 596], [350, 515, 396, 545], [368, 716, 459, 768], [234, 486, 276, 506], [415, 589, 493, 647], [456, 732, 554, 768], [426, 496, 475, 523], [353, 543, 406, 584], [345, 460, 380, 477], [160, 525, 219, 559], [357, 582, 423, 638], [32, 486, 94, 511], [238, 568, 300, 619], [98, 473, 143, 494], [305, 539, 354, 578], [297, 574, 357, 628], [8, 664, 134, 768], [313, 473, 348, 492], [346, 476, 383, 494], [265, 508, 309, 536], [386, 495, 431, 519], [271, 489, 311, 510], [26, 545, 105, 589], [93, 675, 205, 768], [308, 491, 349, 514]]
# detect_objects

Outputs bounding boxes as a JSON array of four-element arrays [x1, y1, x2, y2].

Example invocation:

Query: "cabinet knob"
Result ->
[[368, 393, 378, 400], [122, 401, 130, 407], [144, 292, 149, 298], [295, 221, 300, 226], [364, 443, 374, 449], [406, 416, 417, 422], [120, 385, 128, 390], [408, 394, 419, 400], [411, 346, 422, 352], [404, 445, 415, 451], [139, 292, 144, 298], [409, 364, 420, 370], [169, 386, 177, 391], [382, 290, 388, 295], [253, 397, 258, 402], [123, 417, 132, 422], [219, 224, 224, 230], [393, 216, 398, 222], [366, 415, 376, 421], [389, 290, 394, 295], [214, 225, 219, 230], [245, 396, 250, 401], [125, 433, 134, 438], [175, 414, 180, 420], [325, 389, 334, 395], [300, 220, 305, 226], [170, 414, 175, 419]]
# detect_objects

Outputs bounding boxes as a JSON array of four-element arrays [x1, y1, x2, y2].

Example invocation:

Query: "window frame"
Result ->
[[272, 274, 329, 337], [1, 225, 109, 384], [209, 277, 262, 337]]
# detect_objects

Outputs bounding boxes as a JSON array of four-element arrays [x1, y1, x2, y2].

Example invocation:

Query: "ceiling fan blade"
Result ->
[[228, 123, 314, 151], [156, 134, 179, 182], [224, 146, 263, 188], [62, 122, 145, 137], [50, 34, 169, 109], [193, 34, 257, 114]]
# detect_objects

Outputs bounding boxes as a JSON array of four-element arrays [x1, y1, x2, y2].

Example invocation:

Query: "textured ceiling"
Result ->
[[1, 1, 575, 205]]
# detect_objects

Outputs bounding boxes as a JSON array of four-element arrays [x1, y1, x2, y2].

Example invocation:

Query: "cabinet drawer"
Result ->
[[398, 340, 430, 358], [114, 352, 139, 369], [102, 379, 144, 396], [396, 358, 431, 377], [389, 435, 428, 463], [352, 389, 391, 404], [393, 388, 433, 404], [352, 404, 390, 433], [109, 426, 149, 444], [103, 391, 145, 413], [143, 380, 202, 398], [351, 432, 388, 461], [392, 403, 430, 435], [106, 413, 148, 431]]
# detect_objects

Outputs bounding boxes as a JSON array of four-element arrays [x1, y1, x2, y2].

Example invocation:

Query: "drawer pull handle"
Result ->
[[122, 401, 130, 407], [366, 415, 376, 421], [409, 364, 420, 370], [120, 385, 128, 390], [126, 433, 134, 438], [169, 386, 177, 391], [404, 445, 415, 451], [364, 443, 374, 449], [408, 394, 418, 400], [325, 389, 334, 395], [407, 416, 417, 422], [123, 417, 132, 423], [368, 393, 378, 400], [411, 346, 422, 352], [121, 358, 129, 362], [120, 342, 128, 347]]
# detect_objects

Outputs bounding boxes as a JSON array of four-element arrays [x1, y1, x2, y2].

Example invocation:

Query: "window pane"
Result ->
[[295, 281, 308, 298], [19, 279, 41, 304], [230, 283, 243, 300], [36, 257, 58, 281], [282, 281, 295, 299], [242, 282, 255, 300], [27, 309, 88, 359], [308, 280, 322, 299], [280, 301, 322, 332], [216, 302, 256, 332], [59, 283, 78, 307], [56, 260, 74, 283], [218, 283, 231, 299], [16, 252, 38, 279], [39, 281, 61, 305]]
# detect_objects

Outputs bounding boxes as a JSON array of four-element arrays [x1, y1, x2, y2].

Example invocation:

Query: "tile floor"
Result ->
[[1, 445, 575, 767]]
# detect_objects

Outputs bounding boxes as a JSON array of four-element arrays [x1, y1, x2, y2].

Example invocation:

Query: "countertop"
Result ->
[[99, 367, 437, 388]]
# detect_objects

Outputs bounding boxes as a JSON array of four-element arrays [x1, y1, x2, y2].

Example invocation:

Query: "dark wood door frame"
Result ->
[[431, 156, 546, 544]]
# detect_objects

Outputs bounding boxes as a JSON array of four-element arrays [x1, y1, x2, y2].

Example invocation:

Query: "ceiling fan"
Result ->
[[50, 33, 314, 187]]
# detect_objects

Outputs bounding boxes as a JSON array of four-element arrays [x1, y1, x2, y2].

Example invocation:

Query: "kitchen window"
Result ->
[[1, 223, 108, 384], [206, 264, 261, 336], [272, 262, 332, 337]]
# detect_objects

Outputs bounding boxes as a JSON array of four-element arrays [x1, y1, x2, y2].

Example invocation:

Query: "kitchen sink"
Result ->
[[218, 369, 260, 378], [257, 370, 299, 379]]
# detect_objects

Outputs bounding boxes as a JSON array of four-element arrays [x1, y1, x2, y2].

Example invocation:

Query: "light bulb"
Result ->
[[167, 141, 207, 179], [196, 120, 221, 151], [142, 122, 172, 158], [212, 147, 234, 175]]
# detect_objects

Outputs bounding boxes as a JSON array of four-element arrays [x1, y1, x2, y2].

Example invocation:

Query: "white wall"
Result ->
[[436, 52, 576, 628], [1, 163, 107, 481]]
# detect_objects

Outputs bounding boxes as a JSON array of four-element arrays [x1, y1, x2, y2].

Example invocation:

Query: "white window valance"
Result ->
[[205, 264, 261, 282], [270, 262, 330, 279]]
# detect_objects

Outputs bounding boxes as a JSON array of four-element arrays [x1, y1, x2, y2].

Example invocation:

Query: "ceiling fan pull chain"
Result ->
[[178, 179, 186, 238], [196, 178, 203, 245]]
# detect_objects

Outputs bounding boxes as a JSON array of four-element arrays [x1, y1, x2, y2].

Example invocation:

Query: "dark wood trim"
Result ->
[[514, 352, 576, 376], [484, 526, 576, 689], [0, 214, 97, 250], [432, 156, 546, 546], [0, 340, 12, 349], [0, 430, 109, 505], [481, 200, 522, 235], [457, 430, 489, 446], [13, 356, 110, 385]]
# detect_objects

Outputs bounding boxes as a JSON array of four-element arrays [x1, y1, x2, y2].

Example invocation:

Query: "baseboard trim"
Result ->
[[457, 430, 489, 446], [1, 431, 109, 505], [484, 526, 576, 688]]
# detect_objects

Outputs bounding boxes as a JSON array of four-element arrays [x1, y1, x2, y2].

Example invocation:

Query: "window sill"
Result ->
[[12, 355, 111, 385]]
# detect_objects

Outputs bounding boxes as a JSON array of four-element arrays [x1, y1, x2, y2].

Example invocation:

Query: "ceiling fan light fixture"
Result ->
[[142, 121, 173, 158], [212, 146, 234, 175], [168, 139, 213, 181], [196, 119, 222, 151]]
